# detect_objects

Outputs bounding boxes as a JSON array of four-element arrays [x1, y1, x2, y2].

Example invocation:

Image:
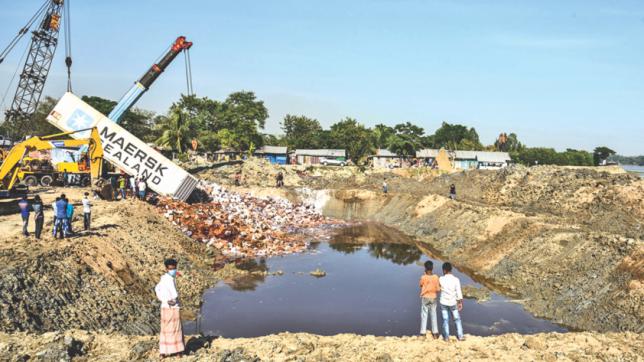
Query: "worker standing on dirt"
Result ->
[[18, 196, 30, 237], [63, 169, 69, 186], [420, 260, 440, 338], [439, 262, 464, 341], [234, 170, 242, 186], [65, 197, 74, 234], [32, 195, 44, 239], [138, 178, 147, 200], [53, 195, 68, 239], [118, 175, 127, 200], [276, 171, 284, 187], [82, 192, 91, 231], [449, 184, 456, 200], [383, 179, 388, 194], [51, 197, 59, 236], [155, 258, 185, 357], [130, 175, 137, 198]]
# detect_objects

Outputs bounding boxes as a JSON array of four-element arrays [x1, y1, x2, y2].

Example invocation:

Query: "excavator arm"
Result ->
[[0, 127, 103, 191]]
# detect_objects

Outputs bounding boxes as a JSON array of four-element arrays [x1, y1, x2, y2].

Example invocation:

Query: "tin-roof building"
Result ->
[[369, 149, 403, 168], [255, 146, 288, 165], [294, 149, 346, 165]]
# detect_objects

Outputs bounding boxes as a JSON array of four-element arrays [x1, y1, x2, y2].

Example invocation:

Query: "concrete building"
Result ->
[[294, 149, 346, 165], [255, 146, 288, 165], [369, 149, 403, 168]]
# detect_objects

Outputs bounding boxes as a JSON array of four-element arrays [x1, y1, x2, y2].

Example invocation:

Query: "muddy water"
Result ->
[[199, 223, 566, 338]]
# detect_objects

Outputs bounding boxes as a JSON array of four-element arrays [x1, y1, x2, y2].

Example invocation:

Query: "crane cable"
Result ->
[[184, 49, 194, 96], [0, 0, 49, 64], [63, 0, 73, 92]]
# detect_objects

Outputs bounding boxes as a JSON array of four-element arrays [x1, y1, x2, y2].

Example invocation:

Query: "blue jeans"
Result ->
[[440, 304, 463, 340], [420, 297, 438, 335], [53, 218, 69, 238]]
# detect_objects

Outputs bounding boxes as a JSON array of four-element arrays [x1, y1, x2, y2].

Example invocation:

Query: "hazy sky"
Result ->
[[1, 0, 643, 154]]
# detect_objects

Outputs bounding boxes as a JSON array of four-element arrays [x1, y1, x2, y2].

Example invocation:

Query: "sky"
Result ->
[[1, 0, 643, 155]]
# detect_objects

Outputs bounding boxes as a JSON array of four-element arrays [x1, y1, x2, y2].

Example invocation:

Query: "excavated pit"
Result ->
[[199, 223, 566, 337]]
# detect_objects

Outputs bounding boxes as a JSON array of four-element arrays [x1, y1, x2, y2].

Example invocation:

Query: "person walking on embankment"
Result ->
[[439, 262, 464, 341], [32, 195, 44, 239], [18, 196, 29, 237], [155, 258, 185, 358], [383, 178, 388, 194], [449, 184, 456, 200], [419, 260, 440, 338]]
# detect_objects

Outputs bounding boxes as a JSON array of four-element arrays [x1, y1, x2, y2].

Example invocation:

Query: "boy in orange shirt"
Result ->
[[419, 260, 440, 338]]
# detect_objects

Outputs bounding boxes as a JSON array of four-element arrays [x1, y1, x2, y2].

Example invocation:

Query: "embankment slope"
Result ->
[[322, 166, 643, 332]]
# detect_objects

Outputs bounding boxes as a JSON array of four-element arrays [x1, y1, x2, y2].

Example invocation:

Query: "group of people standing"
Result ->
[[419, 261, 464, 341], [17, 192, 92, 239], [112, 174, 148, 201]]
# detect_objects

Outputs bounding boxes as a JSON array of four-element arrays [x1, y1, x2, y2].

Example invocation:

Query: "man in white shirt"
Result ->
[[137, 179, 147, 200], [155, 258, 184, 357], [439, 262, 464, 341], [82, 192, 91, 231]]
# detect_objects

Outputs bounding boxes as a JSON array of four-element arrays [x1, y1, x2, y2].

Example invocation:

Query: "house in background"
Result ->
[[476, 151, 511, 169], [255, 146, 288, 165], [370, 149, 402, 168], [416, 149, 511, 170], [453, 151, 479, 170], [294, 149, 346, 165]]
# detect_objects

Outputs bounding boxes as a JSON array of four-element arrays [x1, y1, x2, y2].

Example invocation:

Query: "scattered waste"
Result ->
[[310, 268, 326, 278], [157, 182, 341, 259]]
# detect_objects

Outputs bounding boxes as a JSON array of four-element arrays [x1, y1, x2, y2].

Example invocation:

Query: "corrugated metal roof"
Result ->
[[416, 149, 440, 158], [295, 149, 346, 157], [476, 151, 511, 163], [375, 149, 398, 157], [256, 145, 288, 154], [416, 149, 511, 162], [455, 150, 478, 159]]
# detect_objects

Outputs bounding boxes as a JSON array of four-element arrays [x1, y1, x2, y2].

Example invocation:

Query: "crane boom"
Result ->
[[3, 0, 65, 141], [108, 36, 193, 122]]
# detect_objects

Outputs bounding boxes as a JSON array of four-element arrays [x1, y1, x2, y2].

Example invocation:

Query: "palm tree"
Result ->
[[155, 107, 196, 153]]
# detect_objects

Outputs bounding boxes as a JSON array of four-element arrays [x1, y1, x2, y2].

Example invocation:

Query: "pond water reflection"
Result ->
[[199, 223, 566, 337]]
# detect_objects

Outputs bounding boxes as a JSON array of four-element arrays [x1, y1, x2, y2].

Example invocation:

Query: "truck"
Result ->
[[0, 127, 104, 195]]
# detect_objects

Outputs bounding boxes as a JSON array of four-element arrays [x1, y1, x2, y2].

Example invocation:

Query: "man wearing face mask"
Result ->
[[154, 258, 185, 358]]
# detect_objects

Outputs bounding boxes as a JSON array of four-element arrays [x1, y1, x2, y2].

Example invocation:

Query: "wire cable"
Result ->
[[63, 0, 73, 92], [0, 42, 31, 119], [0, 0, 48, 63]]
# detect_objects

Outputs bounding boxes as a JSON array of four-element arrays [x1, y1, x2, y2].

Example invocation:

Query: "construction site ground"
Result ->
[[0, 159, 642, 361]]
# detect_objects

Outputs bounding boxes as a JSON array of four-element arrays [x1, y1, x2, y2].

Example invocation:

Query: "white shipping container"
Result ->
[[46, 92, 197, 200]]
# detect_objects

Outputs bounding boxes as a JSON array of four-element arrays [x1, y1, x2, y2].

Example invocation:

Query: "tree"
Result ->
[[593, 146, 616, 166], [329, 117, 373, 163], [218, 91, 268, 150], [81, 95, 157, 142], [281, 115, 323, 149], [431, 122, 483, 150], [371, 124, 395, 149], [495, 132, 523, 152], [0, 96, 61, 140], [155, 107, 198, 153]]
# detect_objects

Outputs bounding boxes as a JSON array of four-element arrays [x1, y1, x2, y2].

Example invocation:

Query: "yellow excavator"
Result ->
[[0, 128, 103, 196]]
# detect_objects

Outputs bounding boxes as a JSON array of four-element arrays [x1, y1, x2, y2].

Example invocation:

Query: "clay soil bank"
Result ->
[[314, 165, 643, 333]]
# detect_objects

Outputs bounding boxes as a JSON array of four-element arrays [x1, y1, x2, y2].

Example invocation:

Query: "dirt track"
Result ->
[[0, 329, 642, 361]]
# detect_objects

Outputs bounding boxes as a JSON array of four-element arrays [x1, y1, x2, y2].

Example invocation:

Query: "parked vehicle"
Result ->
[[320, 157, 346, 167]]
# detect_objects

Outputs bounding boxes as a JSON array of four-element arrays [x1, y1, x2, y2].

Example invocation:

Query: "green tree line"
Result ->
[[2, 92, 630, 167]]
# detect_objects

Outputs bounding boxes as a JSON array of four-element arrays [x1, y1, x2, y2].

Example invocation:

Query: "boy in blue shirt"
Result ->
[[18, 196, 29, 237]]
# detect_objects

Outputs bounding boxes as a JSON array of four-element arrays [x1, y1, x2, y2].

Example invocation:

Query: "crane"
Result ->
[[0, 0, 72, 142], [108, 36, 193, 122]]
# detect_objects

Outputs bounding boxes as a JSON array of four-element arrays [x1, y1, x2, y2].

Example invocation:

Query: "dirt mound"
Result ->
[[0, 196, 216, 334], [0, 330, 641, 361], [197, 157, 304, 187]]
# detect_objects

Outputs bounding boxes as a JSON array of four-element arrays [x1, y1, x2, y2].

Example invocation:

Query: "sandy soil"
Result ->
[[0, 330, 642, 361]]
